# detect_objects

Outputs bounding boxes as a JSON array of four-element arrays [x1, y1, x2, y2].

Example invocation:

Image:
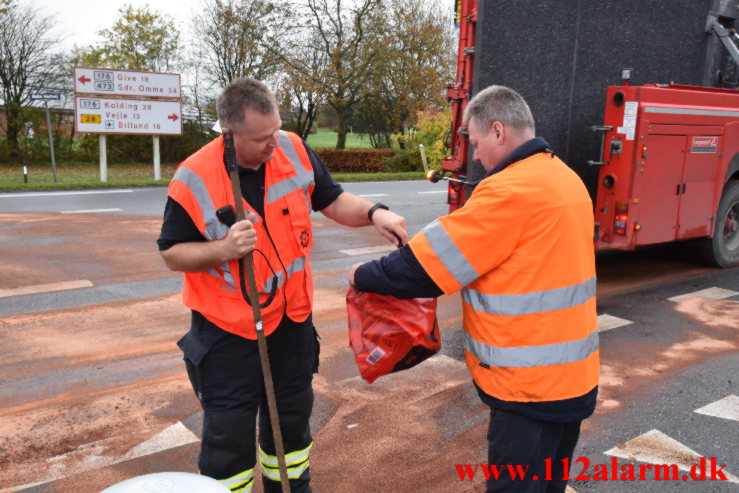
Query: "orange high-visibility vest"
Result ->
[[410, 151, 599, 402], [168, 131, 315, 339]]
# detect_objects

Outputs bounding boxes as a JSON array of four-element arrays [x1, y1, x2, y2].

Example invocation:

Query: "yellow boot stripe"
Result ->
[[218, 468, 254, 488], [231, 477, 254, 493], [259, 442, 313, 468]]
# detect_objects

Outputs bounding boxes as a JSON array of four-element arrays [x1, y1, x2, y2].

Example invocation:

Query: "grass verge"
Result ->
[[306, 129, 374, 149], [0, 163, 424, 191]]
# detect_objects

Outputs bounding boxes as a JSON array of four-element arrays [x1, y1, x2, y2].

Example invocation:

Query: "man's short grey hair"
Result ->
[[216, 78, 277, 129], [463, 85, 535, 133]]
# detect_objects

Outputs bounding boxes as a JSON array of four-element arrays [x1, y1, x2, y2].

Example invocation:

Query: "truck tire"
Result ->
[[705, 180, 739, 268]]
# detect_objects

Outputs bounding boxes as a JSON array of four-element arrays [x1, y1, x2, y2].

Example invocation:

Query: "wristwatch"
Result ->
[[367, 203, 389, 222]]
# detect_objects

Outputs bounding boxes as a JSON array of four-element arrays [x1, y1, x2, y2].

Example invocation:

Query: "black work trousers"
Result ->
[[180, 311, 319, 493], [486, 408, 582, 493]]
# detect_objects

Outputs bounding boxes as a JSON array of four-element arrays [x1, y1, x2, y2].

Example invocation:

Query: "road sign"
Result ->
[[74, 96, 182, 135], [30, 93, 61, 101], [73, 67, 181, 99]]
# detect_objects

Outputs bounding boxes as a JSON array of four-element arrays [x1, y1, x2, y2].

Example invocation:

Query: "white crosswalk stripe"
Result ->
[[668, 287, 739, 302], [694, 395, 739, 422], [340, 245, 396, 256], [597, 314, 633, 332], [61, 208, 122, 214], [604, 429, 739, 483]]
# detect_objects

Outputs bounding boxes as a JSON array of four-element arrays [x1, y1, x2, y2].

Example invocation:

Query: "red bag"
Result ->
[[346, 286, 440, 383]]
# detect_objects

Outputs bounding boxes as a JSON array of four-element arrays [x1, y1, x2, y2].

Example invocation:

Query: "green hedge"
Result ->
[[314, 148, 394, 173]]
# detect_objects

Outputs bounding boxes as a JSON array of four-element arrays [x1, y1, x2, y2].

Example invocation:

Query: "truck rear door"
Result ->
[[631, 134, 683, 245], [677, 134, 722, 239]]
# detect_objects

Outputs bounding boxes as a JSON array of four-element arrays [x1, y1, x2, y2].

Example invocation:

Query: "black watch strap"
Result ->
[[367, 202, 389, 222]]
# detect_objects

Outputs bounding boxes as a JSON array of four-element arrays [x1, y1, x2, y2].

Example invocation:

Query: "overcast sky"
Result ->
[[44, 0, 200, 52]]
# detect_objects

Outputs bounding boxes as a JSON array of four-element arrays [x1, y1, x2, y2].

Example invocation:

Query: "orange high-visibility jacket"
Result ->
[[410, 151, 599, 402], [168, 131, 315, 339]]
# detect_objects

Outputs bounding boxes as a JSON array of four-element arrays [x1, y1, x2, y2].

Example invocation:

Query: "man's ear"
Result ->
[[492, 121, 504, 140]]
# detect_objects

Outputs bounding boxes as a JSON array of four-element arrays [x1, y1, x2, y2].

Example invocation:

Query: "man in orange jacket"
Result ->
[[349, 85, 599, 493], [159, 78, 407, 493]]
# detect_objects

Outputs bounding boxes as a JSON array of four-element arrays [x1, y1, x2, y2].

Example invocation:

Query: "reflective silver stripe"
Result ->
[[219, 468, 254, 488], [260, 442, 312, 468], [172, 165, 260, 228], [462, 276, 596, 316], [172, 167, 230, 240], [421, 219, 479, 286], [260, 255, 307, 293], [233, 482, 253, 493], [267, 132, 315, 205], [644, 106, 739, 118], [208, 260, 238, 292], [262, 460, 310, 481], [267, 174, 315, 205], [208, 265, 236, 293], [464, 329, 599, 368]]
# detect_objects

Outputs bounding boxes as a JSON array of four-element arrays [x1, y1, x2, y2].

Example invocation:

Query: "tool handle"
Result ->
[[223, 129, 291, 492], [222, 129, 246, 221]]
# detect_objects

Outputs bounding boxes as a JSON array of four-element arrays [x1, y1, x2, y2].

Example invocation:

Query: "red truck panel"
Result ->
[[593, 85, 739, 251]]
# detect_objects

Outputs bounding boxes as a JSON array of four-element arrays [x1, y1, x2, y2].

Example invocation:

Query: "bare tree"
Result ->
[[183, 46, 218, 132], [0, 0, 57, 160], [278, 33, 328, 140], [192, 0, 290, 88], [304, 0, 383, 149], [359, 0, 456, 147]]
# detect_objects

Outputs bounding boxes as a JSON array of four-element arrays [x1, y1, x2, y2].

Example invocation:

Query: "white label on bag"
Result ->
[[366, 347, 385, 365]]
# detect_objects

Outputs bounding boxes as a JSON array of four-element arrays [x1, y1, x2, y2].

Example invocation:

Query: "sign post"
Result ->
[[153, 135, 161, 180], [73, 67, 182, 182], [30, 93, 61, 182], [100, 134, 107, 182]]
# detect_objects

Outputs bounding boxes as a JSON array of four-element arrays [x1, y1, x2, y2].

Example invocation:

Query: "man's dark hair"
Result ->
[[216, 78, 277, 130]]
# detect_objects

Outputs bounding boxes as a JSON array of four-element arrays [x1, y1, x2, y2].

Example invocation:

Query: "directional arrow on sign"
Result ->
[[167, 113, 179, 122], [78, 75, 91, 84]]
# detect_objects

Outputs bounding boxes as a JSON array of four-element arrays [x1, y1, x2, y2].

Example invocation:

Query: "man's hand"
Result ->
[[348, 262, 363, 287], [222, 213, 257, 260], [371, 208, 408, 247]]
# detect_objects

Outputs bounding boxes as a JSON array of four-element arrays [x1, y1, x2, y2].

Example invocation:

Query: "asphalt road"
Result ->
[[0, 182, 737, 492]]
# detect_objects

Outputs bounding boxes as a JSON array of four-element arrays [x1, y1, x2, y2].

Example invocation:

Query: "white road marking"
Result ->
[[340, 245, 396, 256], [0, 280, 93, 298], [60, 208, 122, 214], [565, 487, 577, 493], [119, 421, 199, 461], [0, 422, 199, 493], [668, 287, 739, 302], [0, 189, 133, 198], [597, 314, 633, 332], [358, 194, 387, 198], [418, 190, 447, 194], [605, 429, 739, 483], [694, 395, 739, 422]]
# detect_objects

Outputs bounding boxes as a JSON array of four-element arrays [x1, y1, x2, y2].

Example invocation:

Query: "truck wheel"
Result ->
[[705, 181, 739, 268]]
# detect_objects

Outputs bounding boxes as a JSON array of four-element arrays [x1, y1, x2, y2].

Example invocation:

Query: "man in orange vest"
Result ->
[[158, 78, 407, 493], [349, 85, 599, 493]]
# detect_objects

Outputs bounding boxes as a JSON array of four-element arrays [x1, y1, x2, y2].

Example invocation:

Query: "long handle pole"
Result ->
[[223, 130, 291, 493]]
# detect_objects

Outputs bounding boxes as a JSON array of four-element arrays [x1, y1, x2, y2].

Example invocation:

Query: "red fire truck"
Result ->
[[437, 1, 739, 268]]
